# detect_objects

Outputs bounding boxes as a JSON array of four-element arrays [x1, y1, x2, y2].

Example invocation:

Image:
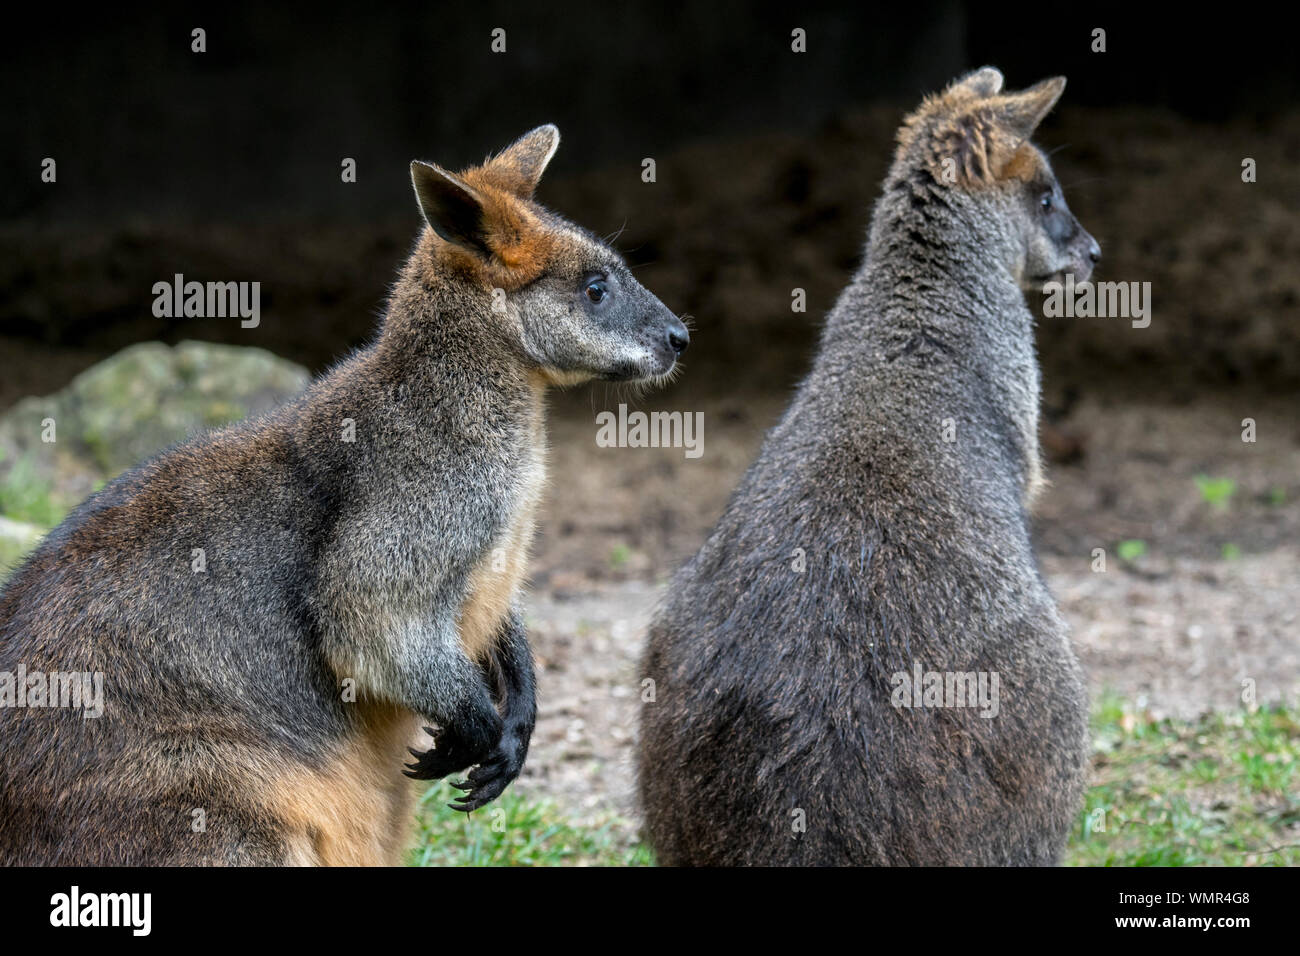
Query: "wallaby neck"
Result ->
[[818, 183, 1045, 506], [291, 268, 541, 485], [852, 186, 1027, 345], [379, 266, 522, 371]]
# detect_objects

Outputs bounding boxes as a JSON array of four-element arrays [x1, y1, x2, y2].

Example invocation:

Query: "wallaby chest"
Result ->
[[456, 383, 547, 661]]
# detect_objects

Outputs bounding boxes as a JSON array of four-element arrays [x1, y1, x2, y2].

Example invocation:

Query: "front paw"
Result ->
[[447, 723, 530, 813], [403, 697, 503, 781]]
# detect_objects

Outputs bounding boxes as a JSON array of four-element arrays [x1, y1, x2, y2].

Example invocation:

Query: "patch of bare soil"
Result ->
[[1038, 389, 1300, 720]]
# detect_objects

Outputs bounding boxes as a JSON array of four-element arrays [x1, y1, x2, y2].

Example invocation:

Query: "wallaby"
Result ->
[[638, 69, 1096, 866], [0, 125, 688, 865]]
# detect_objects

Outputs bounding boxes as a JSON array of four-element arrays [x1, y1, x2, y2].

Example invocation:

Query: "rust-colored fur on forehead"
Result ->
[[894, 70, 1064, 189], [899, 106, 1030, 187], [999, 142, 1047, 184], [893, 78, 990, 163], [411, 125, 566, 292], [455, 168, 558, 289], [413, 167, 559, 292]]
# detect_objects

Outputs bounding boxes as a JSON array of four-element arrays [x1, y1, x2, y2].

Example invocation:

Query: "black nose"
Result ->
[[1088, 242, 1101, 263], [667, 320, 689, 355]]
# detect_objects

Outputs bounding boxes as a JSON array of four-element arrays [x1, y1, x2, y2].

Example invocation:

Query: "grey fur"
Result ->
[[0, 125, 686, 864], [637, 69, 1096, 866]]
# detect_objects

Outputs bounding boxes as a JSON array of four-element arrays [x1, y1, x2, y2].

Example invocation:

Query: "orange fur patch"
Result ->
[[444, 169, 558, 290], [259, 704, 421, 866], [998, 142, 1045, 183]]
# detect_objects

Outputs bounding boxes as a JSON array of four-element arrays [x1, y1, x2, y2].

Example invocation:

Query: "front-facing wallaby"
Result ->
[[638, 69, 1095, 865], [0, 125, 688, 865]]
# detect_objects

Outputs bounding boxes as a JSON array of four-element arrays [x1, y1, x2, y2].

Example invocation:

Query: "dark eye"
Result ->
[[1040, 192, 1053, 211], [584, 278, 608, 304]]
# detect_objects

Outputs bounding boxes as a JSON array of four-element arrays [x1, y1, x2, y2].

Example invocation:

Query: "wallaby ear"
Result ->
[[484, 124, 561, 198], [952, 66, 1004, 98], [995, 76, 1066, 144], [410, 161, 492, 257]]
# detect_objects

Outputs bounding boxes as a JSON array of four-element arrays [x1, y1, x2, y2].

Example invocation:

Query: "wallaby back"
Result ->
[[637, 68, 1093, 866]]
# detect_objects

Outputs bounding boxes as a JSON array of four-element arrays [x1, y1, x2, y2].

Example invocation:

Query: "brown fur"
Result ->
[[262, 705, 421, 866], [413, 140, 566, 292], [999, 142, 1049, 184], [0, 123, 685, 865], [897, 70, 1065, 188], [432, 185, 559, 290], [637, 69, 1092, 866]]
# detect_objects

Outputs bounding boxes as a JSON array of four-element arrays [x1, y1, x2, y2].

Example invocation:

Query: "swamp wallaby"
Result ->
[[0, 125, 688, 865], [638, 69, 1096, 865]]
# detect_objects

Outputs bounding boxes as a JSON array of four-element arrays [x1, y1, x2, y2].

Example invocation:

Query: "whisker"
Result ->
[[603, 219, 629, 245]]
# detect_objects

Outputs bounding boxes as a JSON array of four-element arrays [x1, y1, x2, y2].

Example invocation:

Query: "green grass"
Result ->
[[0, 533, 37, 579], [1115, 539, 1147, 563], [1067, 693, 1300, 866], [407, 781, 650, 866], [608, 543, 632, 570], [1194, 473, 1236, 511], [0, 453, 64, 528], [408, 697, 1300, 866], [0, 454, 60, 580]]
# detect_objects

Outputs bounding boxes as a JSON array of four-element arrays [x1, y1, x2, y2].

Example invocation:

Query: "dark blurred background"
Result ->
[[4, 1, 1298, 392], [7, 3, 1294, 223]]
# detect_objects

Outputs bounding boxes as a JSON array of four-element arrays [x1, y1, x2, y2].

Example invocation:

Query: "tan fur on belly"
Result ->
[[260, 704, 421, 866]]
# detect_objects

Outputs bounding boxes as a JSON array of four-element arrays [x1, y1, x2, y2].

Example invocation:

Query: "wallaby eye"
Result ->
[[584, 278, 608, 304], [1040, 192, 1053, 211]]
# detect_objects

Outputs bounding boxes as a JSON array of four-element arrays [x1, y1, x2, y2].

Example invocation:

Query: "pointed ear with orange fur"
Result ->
[[482, 124, 560, 198], [410, 161, 492, 257], [993, 77, 1066, 147]]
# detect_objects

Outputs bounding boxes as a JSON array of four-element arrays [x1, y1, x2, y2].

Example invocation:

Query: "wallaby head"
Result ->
[[406, 125, 688, 385], [893, 66, 1100, 292]]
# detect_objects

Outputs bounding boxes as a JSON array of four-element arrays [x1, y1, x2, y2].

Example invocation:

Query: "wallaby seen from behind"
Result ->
[[638, 68, 1096, 865], [0, 124, 689, 865]]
